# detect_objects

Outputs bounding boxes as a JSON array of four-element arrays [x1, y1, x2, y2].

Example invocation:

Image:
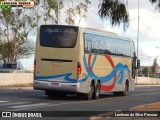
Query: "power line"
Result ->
[[129, 17, 138, 21], [88, 8, 98, 15], [139, 17, 160, 39]]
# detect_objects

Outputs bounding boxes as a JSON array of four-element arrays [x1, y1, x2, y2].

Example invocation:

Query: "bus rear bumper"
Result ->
[[33, 80, 80, 93]]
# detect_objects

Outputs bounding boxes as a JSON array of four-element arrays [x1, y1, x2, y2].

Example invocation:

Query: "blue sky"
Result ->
[[19, 0, 160, 69]]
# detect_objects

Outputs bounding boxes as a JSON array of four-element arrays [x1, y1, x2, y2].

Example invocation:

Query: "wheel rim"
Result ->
[[96, 83, 100, 98], [96, 90, 99, 98], [89, 85, 94, 99], [93, 82, 100, 99], [125, 83, 128, 91], [125, 84, 127, 91]]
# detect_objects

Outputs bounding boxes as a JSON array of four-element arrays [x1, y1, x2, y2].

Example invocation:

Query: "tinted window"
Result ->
[[20, 64, 23, 69], [40, 25, 78, 48], [2, 64, 17, 69], [84, 33, 131, 57], [17, 64, 20, 69]]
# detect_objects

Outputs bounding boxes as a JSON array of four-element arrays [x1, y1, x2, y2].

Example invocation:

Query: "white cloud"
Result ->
[[22, 0, 160, 69], [85, 0, 160, 66]]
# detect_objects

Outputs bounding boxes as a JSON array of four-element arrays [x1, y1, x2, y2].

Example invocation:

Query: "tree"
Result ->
[[98, 0, 160, 31], [0, 8, 36, 62], [151, 57, 159, 74], [0, 0, 91, 62], [142, 68, 149, 77], [98, 0, 129, 31], [64, 0, 91, 25], [34, 0, 62, 25], [150, 0, 160, 11]]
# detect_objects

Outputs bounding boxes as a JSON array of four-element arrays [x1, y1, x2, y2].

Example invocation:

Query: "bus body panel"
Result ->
[[34, 25, 136, 95], [79, 54, 134, 93], [34, 25, 81, 93]]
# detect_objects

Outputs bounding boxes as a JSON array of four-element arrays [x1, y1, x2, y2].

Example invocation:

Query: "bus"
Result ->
[[34, 25, 140, 100]]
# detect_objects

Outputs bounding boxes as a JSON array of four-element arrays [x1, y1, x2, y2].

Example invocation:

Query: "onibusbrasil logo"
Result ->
[[0, 0, 35, 10], [0, 5, 12, 10]]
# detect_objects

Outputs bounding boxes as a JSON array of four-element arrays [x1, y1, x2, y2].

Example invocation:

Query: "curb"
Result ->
[[135, 85, 160, 87], [0, 87, 33, 90], [89, 102, 160, 120], [130, 102, 160, 111]]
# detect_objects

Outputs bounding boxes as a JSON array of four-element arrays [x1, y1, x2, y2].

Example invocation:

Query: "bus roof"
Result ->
[[39, 25, 133, 42], [81, 27, 132, 42], [83, 27, 117, 35]]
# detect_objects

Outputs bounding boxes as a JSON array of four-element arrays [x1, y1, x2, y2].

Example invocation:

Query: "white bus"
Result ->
[[34, 25, 140, 100]]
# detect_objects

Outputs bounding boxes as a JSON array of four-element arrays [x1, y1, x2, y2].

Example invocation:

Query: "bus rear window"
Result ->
[[40, 25, 78, 48]]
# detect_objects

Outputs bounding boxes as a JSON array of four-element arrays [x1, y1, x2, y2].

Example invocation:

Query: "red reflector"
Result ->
[[77, 62, 81, 75], [34, 65, 36, 71], [34, 60, 36, 72]]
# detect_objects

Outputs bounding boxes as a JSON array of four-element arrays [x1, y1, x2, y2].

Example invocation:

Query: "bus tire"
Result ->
[[85, 83, 94, 100], [122, 80, 129, 96], [93, 82, 100, 99], [113, 81, 129, 96], [125, 80, 129, 91], [47, 94, 54, 99]]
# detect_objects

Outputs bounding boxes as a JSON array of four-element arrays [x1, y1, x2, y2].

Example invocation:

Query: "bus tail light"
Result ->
[[77, 62, 81, 75]]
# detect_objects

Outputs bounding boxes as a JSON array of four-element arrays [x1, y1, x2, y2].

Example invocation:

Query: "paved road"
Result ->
[[0, 86, 159, 119]]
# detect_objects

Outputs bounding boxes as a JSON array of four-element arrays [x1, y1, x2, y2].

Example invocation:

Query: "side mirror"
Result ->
[[137, 59, 140, 69]]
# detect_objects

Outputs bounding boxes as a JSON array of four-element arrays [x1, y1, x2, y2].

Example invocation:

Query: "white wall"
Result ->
[[137, 77, 160, 85], [0, 74, 160, 86], [0, 73, 33, 86]]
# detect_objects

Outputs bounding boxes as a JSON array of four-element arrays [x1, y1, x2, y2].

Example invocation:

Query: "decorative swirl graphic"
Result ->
[[35, 54, 130, 91], [83, 54, 130, 91]]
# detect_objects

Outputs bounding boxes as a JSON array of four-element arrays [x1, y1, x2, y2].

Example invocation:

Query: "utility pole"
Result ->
[[148, 57, 151, 77], [136, 0, 140, 84]]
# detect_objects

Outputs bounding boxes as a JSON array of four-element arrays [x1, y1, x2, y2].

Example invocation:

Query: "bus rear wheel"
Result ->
[[93, 82, 100, 99], [113, 81, 129, 96], [84, 83, 94, 100]]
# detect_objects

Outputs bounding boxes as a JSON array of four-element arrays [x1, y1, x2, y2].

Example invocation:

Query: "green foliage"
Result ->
[[142, 68, 149, 77], [0, 40, 34, 62], [151, 57, 159, 74], [152, 57, 158, 67], [0, 41, 11, 62], [34, 0, 91, 25], [98, 0, 160, 31], [0, 8, 36, 62], [16, 40, 35, 59], [65, 0, 91, 25], [34, 0, 61, 24], [149, 0, 160, 11], [98, 0, 129, 31]]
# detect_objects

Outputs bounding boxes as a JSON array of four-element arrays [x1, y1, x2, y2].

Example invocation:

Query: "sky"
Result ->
[[19, 0, 160, 69]]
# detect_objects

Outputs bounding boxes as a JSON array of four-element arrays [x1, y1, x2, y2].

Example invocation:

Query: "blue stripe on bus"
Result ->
[[35, 73, 70, 80], [35, 54, 130, 84]]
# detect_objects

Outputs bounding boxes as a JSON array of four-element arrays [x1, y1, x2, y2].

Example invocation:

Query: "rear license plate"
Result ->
[[51, 82, 61, 87]]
